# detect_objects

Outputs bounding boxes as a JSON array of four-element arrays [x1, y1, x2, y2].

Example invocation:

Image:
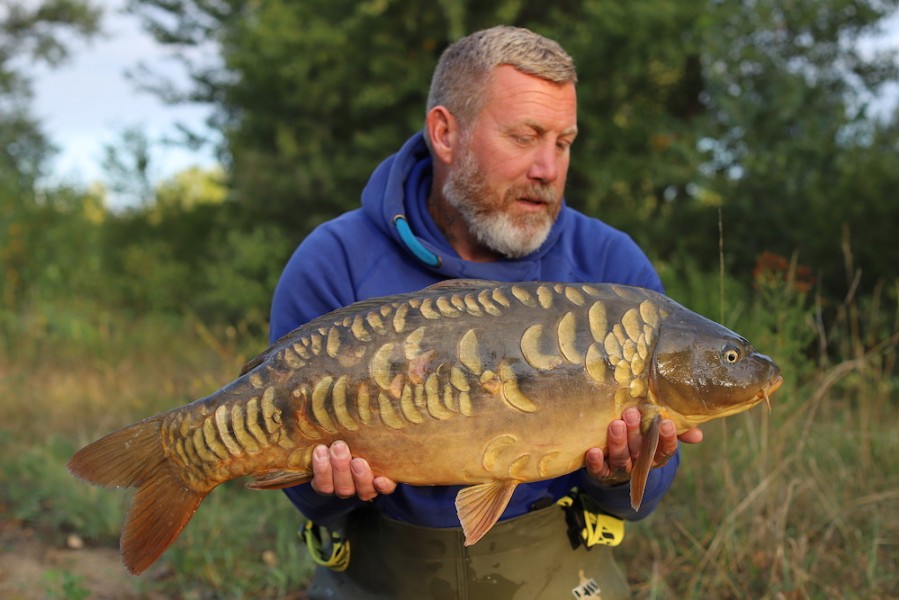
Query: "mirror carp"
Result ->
[[68, 280, 783, 574]]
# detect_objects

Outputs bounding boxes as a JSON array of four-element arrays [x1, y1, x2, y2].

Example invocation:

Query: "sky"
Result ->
[[31, 0, 217, 188], [30, 2, 899, 191]]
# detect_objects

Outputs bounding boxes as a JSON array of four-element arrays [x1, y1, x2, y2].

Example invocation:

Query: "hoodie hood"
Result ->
[[361, 132, 568, 282]]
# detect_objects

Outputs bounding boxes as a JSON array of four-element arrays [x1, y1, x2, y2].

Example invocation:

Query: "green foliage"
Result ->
[[0, 184, 105, 329], [0, 300, 310, 597], [690, 0, 899, 298], [0, 434, 124, 542], [43, 570, 90, 600], [197, 224, 295, 327], [5, 0, 898, 366], [119, 0, 899, 318], [616, 269, 899, 598], [164, 482, 312, 597], [100, 126, 156, 205], [1, 0, 103, 326]]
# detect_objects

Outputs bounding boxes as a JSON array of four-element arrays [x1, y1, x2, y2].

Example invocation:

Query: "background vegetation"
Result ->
[[1, 0, 898, 597]]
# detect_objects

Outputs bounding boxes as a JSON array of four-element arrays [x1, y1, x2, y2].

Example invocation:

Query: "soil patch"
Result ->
[[0, 519, 163, 600]]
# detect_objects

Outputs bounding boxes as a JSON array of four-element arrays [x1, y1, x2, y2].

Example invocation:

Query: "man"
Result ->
[[270, 25, 702, 599]]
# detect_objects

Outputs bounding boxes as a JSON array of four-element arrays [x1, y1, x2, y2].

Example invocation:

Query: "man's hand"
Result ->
[[310, 440, 397, 501], [585, 407, 704, 485]]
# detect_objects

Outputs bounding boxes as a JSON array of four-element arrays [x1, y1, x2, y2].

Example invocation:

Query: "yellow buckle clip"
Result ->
[[302, 521, 351, 571], [558, 490, 625, 548]]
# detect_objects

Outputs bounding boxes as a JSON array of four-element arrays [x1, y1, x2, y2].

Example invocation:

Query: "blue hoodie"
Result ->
[[270, 132, 679, 531]]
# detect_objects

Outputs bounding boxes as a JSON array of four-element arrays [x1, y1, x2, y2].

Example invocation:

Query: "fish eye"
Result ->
[[722, 344, 742, 364]]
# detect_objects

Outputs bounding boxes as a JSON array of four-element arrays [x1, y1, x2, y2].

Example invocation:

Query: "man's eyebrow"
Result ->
[[519, 120, 579, 137]]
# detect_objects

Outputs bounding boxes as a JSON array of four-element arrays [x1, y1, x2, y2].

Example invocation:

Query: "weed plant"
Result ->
[[0, 302, 312, 598], [624, 257, 899, 599]]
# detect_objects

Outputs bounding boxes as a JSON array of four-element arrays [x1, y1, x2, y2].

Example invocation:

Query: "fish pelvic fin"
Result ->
[[629, 413, 662, 511], [247, 469, 313, 490], [67, 417, 207, 575], [455, 480, 519, 546]]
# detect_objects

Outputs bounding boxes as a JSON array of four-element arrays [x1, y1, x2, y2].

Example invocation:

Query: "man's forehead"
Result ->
[[485, 66, 576, 106]]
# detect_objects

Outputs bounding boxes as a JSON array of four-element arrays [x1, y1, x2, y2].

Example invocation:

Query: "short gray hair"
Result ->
[[425, 26, 577, 140]]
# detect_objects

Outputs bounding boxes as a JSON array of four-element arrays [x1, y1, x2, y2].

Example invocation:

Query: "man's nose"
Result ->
[[527, 142, 561, 183]]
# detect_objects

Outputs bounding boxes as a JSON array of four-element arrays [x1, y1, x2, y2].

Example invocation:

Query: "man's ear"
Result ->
[[426, 106, 459, 165]]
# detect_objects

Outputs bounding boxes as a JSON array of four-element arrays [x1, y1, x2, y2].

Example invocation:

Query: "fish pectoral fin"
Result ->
[[630, 413, 662, 511], [247, 470, 313, 490], [455, 480, 518, 546]]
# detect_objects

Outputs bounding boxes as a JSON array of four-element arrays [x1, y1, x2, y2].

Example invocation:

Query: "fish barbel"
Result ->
[[68, 281, 783, 574]]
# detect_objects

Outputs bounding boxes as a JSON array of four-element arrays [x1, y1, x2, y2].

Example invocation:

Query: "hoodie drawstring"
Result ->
[[394, 215, 441, 268]]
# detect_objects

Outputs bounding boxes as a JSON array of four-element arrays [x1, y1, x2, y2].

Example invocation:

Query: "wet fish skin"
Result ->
[[67, 281, 782, 575]]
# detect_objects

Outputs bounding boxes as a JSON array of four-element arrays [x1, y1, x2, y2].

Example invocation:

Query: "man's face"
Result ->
[[443, 65, 577, 259]]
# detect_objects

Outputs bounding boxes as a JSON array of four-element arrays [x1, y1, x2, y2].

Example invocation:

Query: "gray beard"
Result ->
[[442, 149, 557, 259]]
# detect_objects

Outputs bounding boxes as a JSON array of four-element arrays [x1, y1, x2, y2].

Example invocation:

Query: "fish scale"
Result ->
[[68, 280, 783, 575]]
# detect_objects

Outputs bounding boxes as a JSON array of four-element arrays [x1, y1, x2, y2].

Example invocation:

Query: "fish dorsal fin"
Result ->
[[246, 469, 313, 490], [455, 480, 519, 546], [239, 294, 415, 376], [239, 353, 267, 376], [630, 413, 662, 511], [241, 281, 502, 376], [425, 279, 500, 292]]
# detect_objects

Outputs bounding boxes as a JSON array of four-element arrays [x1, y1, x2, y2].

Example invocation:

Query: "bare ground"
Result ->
[[0, 519, 164, 600]]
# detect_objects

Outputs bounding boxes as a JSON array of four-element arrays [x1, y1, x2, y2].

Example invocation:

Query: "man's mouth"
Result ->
[[515, 197, 549, 210]]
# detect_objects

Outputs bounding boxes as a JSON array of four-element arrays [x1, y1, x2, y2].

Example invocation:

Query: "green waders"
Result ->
[[304, 499, 631, 600]]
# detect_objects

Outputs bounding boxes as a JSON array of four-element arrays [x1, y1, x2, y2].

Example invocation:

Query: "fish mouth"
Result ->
[[703, 374, 784, 422]]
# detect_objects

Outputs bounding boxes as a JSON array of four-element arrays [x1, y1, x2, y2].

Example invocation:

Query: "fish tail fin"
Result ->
[[68, 417, 208, 575], [629, 413, 662, 511]]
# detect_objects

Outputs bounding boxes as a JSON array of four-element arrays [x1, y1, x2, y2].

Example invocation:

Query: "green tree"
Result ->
[[125, 0, 707, 240], [0, 0, 102, 308], [98, 165, 229, 315], [1, 0, 101, 188], [689, 0, 899, 298], [100, 126, 156, 206], [125, 0, 899, 306]]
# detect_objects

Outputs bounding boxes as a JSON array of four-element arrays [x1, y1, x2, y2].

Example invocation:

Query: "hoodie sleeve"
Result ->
[[270, 227, 358, 342]]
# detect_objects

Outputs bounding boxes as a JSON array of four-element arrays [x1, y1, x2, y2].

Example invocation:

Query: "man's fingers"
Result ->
[[606, 418, 631, 474], [654, 420, 678, 466], [584, 447, 608, 479], [622, 408, 642, 463], [310, 441, 397, 500], [373, 476, 398, 495], [679, 427, 704, 444], [350, 457, 378, 501], [328, 440, 356, 498], [310, 444, 335, 495]]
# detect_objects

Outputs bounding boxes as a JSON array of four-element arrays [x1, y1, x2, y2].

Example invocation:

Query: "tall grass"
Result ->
[[0, 300, 312, 598], [628, 259, 899, 599], [1, 268, 896, 598]]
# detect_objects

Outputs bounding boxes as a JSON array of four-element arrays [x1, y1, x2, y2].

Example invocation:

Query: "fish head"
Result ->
[[650, 311, 783, 427]]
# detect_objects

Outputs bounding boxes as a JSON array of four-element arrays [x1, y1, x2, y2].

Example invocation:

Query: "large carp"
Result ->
[[68, 281, 782, 575]]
